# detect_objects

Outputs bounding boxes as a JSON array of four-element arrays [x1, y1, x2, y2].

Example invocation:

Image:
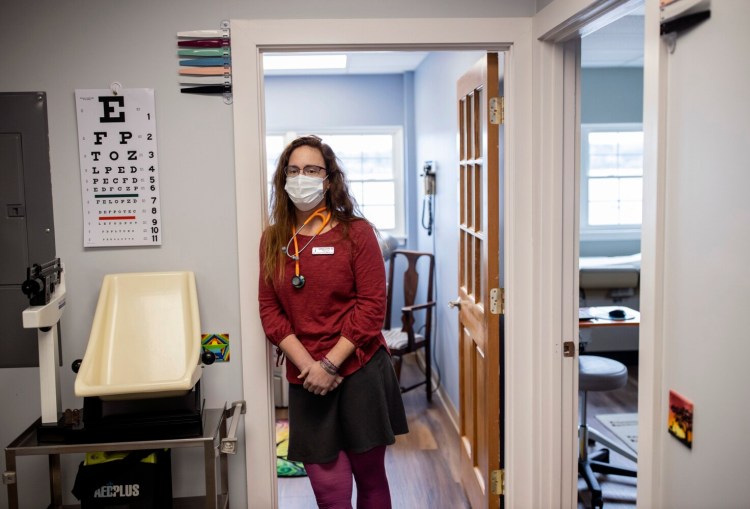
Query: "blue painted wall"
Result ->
[[264, 74, 405, 132], [414, 51, 485, 409], [264, 73, 418, 246], [581, 67, 643, 124]]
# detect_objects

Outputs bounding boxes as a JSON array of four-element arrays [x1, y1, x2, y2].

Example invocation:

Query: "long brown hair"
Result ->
[[262, 135, 364, 283]]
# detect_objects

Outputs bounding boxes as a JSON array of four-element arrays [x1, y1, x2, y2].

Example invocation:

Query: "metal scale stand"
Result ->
[[21, 258, 66, 430]]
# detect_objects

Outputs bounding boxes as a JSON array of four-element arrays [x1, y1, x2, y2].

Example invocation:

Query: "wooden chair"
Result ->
[[382, 250, 435, 401]]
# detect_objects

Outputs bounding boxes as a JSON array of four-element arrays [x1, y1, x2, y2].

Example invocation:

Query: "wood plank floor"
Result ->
[[277, 357, 638, 509]]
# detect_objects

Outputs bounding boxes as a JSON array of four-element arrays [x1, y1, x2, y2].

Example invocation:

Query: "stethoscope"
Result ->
[[282, 206, 332, 289]]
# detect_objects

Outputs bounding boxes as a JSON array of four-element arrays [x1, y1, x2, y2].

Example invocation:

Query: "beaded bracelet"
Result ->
[[319, 356, 339, 376]]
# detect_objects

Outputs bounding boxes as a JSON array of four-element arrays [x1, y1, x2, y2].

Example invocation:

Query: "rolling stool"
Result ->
[[579, 355, 638, 508]]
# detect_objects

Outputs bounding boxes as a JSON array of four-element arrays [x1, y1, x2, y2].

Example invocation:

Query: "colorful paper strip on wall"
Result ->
[[177, 22, 231, 100]]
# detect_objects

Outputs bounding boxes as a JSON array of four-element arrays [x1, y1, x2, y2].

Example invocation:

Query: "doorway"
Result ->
[[533, 0, 647, 507], [231, 18, 534, 509], [577, 10, 644, 508], [260, 48, 496, 508]]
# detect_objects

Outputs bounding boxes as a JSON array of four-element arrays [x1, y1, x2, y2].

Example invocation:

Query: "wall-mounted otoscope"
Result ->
[[421, 161, 436, 236]]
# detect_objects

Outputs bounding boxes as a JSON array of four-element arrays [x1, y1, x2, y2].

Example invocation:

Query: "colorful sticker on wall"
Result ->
[[201, 333, 230, 362], [667, 389, 693, 449]]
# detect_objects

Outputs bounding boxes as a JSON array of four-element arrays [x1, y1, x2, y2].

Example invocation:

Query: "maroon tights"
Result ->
[[304, 445, 391, 509]]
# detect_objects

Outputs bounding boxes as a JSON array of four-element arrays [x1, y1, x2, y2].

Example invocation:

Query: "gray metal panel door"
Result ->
[[0, 92, 56, 368], [0, 133, 29, 283]]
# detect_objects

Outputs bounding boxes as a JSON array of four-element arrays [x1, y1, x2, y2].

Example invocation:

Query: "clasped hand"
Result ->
[[298, 361, 343, 396]]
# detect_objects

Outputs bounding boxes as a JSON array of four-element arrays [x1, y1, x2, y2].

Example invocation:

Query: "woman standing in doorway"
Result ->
[[258, 135, 408, 509]]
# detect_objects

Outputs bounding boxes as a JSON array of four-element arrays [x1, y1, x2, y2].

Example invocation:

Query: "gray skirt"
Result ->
[[287, 347, 409, 464]]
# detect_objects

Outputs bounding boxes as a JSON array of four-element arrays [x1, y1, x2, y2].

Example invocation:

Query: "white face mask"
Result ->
[[285, 175, 326, 211]]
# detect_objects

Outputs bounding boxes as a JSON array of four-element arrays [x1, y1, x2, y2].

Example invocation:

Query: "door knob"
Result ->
[[448, 299, 461, 310]]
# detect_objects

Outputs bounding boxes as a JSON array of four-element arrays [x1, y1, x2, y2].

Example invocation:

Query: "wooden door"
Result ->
[[455, 53, 504, 509]]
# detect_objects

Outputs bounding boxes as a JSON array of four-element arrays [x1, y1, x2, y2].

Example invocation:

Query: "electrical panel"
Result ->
[[0, 92, 56, 368]]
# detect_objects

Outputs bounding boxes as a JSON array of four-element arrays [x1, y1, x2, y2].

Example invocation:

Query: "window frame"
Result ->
[[266, 127, 406, 237], [580, 122, 643, 241]]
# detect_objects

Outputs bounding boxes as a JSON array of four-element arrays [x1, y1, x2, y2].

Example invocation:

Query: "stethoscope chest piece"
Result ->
[[285, 206, 331, 291]]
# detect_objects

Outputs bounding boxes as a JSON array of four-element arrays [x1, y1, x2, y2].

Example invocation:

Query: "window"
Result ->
[[266, 129, 405, 236], [580, 124, 643, 238]]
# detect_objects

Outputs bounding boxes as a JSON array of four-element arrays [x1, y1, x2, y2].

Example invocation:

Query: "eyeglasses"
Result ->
[[285, 165, 327, 178]]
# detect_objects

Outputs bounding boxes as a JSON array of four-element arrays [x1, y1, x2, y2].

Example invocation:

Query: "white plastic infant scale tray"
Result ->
[[75, 271, 202, 400]]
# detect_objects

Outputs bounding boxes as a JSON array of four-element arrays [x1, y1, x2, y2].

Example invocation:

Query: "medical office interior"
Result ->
[[575, 11, 643, 507], [2, 0, 749, 508]]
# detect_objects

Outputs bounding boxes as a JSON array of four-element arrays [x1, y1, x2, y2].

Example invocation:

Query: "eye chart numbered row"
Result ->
[[75, 88, 163, 247]]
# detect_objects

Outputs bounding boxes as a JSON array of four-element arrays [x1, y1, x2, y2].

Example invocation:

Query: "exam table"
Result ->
[[579, 253, 641, 353]]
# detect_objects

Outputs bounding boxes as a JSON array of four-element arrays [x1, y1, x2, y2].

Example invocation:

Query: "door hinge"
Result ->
[[491, 469, 505, 495], [489, 96, 504, 125], [489, 288, 504, 315], [563, 341, 576, 358]]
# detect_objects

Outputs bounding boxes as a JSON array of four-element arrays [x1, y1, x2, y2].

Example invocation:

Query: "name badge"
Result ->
[[312, 247, 334, 255]]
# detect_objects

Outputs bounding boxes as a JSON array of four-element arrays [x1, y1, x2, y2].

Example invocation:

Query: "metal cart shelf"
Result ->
[[4, 407, 233, 509]]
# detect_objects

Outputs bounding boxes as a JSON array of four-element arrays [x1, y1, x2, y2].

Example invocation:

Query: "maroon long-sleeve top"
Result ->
[[258, 219, 388, 383]]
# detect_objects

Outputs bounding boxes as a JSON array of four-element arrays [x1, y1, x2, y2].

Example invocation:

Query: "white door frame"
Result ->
[[533, 0, 666, 507], [230, 18, 534, 509]]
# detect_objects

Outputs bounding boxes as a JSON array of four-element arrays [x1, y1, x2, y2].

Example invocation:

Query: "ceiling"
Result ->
[[262, 14, 644, 76], [581, 14, 644, 68]]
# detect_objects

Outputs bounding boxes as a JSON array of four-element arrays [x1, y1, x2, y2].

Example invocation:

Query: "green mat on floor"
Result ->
[[276, 419, 307, 477]]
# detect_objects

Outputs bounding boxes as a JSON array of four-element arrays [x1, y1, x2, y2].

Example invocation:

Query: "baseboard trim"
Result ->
[[414, 350, 460, 434]]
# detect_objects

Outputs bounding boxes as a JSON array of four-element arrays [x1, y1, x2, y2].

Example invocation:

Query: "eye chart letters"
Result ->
[[75, 88, 163, 247]]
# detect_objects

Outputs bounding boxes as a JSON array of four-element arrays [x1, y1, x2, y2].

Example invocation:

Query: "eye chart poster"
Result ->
[[75, 88, 163, 247]]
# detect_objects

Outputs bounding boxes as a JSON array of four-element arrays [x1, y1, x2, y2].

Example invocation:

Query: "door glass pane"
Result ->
[[474, 235, 482, 304], [474, 164, 482, 233], [466, 231, 473, 295], [473, 91, 482, 160], [460, 230, 466, 287], [460, 99, 466, 160], [460, 164, 466, 225], [466, 165, 474, 229]]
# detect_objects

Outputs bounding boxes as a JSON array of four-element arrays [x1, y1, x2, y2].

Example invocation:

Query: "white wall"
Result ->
[[0, 1, 245, 505], [414, 51, 485, 407], [656, 1, 750, 506], [0, 2, 535, 508]]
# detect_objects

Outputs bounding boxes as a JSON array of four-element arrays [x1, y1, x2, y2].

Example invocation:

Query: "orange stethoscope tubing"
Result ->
[[285, 206, 332, 287]]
